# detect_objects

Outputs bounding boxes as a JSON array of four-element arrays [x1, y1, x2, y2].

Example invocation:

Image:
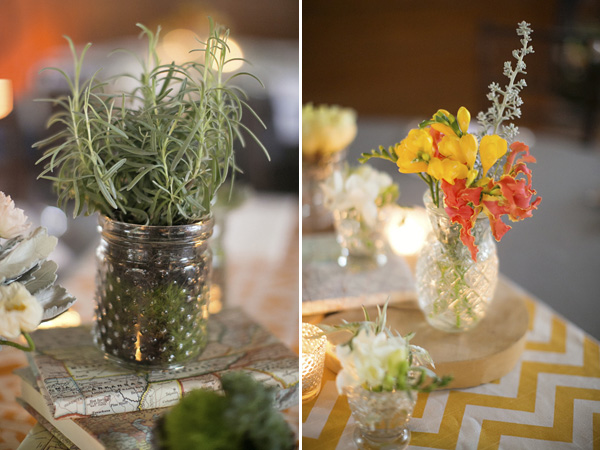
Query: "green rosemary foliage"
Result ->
[[34, 20, 268, 226]]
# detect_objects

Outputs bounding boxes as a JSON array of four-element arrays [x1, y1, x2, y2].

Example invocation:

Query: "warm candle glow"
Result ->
[[302, 323, 327, 402], [387, 207, 430, 256], [0, 79, 13, 120], [135, 326, 142, 362], [38, 310, 81, 329]]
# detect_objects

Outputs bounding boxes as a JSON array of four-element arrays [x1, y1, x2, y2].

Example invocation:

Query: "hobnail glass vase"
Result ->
[[345, 386, 416, 450], [333, 207, 388, 268], [416, 192, 498, 332], [302, 150, 346, 232], [94, 216, 213, 370]]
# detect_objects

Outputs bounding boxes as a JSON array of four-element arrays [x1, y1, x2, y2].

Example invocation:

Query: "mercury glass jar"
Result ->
[[302, 150, 346, 232], [345, 386, 416, 450], [94, 216, 213, 370], [416, 192, 498, 332]]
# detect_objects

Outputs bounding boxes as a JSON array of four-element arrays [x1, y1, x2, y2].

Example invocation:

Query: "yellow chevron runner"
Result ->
[[303, 297, 600, 449]]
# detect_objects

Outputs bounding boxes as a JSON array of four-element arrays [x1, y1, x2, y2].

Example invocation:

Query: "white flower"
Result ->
[[321, 165, 396, 226], [0, 282, 43, 339], [0, 192, 30, 239], [336, 327, 408, 393], [302, 103, 357, 157]]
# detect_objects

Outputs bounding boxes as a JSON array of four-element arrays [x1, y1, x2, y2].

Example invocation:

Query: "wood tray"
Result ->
[[320, 277, 529, 389]]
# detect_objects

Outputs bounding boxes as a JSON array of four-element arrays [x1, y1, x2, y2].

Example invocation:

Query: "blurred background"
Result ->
[[303, 0, 600, 339], [0, 0, 299, 327]]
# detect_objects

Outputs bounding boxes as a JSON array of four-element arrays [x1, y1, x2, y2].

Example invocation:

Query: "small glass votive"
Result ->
[[302, 323, 327, 402]]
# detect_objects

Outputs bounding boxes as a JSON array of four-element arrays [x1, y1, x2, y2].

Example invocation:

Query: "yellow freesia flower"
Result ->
[[431, 122, 456, 137], [480, 135, 508, 175], [438, 133, 477, 168], [457, 107, 470, 134], [427, 157, 469, 184], [395, 128, 434, 174]]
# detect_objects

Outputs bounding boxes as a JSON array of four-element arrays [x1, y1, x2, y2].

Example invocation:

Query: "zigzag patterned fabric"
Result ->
[[303, 297, 600, 449]]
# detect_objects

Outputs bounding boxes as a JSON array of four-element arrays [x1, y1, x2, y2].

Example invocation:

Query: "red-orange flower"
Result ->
[[441, 179, 483, 261]]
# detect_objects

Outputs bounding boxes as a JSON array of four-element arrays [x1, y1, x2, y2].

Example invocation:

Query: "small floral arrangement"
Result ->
[[0, 192, 75, 351], [361, 22, 541, 261], [321, 164, 399, 226], [320, 304, 451, 395], [302, 103, 357, 162]]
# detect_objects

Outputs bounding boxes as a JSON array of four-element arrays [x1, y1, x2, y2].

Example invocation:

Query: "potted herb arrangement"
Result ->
[[35, 21, 268, 369]]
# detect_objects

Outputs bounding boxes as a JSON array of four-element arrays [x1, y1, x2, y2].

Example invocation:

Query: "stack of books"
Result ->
[[15, 308, 300, 449]]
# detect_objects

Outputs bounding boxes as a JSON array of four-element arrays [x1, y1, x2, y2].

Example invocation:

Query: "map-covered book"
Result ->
[[17, 423, 71, 450], [29, 308, 299, 419], [18, 367, 159, 450]]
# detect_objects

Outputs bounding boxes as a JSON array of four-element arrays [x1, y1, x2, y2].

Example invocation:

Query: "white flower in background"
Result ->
[[0, 191, 30, 239], [321, 165, 397, 226], [336, 327, 409, 393], [0, 282, 43, 339], [302, 103, 357, 157]]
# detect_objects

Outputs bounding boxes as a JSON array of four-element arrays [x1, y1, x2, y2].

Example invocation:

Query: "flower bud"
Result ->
[[457, 107, 470, 134]]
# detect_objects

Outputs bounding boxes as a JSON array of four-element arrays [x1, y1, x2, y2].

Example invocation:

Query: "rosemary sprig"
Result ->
[[34, 19, 268, 226]]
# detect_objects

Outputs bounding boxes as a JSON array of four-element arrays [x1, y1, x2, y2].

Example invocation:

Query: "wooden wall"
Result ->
[[302, 0, 599, 136]]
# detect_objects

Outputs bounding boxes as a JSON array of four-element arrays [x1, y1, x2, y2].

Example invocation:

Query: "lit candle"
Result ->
[[386, 207, 430, 256], [302, 323, 327, 402]]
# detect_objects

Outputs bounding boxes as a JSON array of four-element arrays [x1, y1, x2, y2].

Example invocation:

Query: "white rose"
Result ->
[[0, 192, 30, 239], [0, 282, 43, 339]]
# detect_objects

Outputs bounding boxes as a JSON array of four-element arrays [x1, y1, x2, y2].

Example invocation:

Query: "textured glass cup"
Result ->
[[345, 386, 416, 450], [416, 192, 498, 332], [333, 207, 389, 269], [94, 216, 213, 370], [302, 323, 327, 402], [302, 150, 346, 232]]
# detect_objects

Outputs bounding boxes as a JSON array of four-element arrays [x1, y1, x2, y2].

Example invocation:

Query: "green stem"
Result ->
[[0, 332, 36, 352]]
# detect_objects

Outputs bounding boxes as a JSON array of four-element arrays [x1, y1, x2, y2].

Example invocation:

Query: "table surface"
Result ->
[[0, 193, 300, 450], [302, 278, 600, 449]]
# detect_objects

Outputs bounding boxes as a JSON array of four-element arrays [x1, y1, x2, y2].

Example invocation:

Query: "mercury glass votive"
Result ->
[[302, 323, 327, 402]]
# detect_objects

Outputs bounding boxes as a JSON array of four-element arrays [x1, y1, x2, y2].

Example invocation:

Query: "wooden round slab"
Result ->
[[320, 277, 529, 389]]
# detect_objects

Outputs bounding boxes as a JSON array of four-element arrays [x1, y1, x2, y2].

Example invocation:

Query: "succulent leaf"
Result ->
[[0, 228, 57, 283], [36, 285, 77, 321], [21, 260, 59, 295]]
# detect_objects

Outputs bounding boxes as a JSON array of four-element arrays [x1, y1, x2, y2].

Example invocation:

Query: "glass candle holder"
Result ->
[[302, 323, 327, 402]]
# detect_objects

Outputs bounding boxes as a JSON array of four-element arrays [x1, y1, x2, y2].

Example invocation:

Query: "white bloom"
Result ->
[[0, 282, 43, 339], [321, 165, 395, 226], [0, 192, 30, 239], [336, 327, 408, 393], [302, 103, 357, 156]]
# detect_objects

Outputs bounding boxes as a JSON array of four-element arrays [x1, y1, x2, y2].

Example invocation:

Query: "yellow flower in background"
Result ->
[[395, 128, 434, 174], [302, 103, 358, 158], [480, 135, 508, 175], [457, 107, 470, 134], [438, 133, 477, 168], [427, 157, 469, 184]]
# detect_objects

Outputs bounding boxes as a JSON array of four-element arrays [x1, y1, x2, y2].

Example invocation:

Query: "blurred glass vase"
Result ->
[[334, 207, 389, 268]]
